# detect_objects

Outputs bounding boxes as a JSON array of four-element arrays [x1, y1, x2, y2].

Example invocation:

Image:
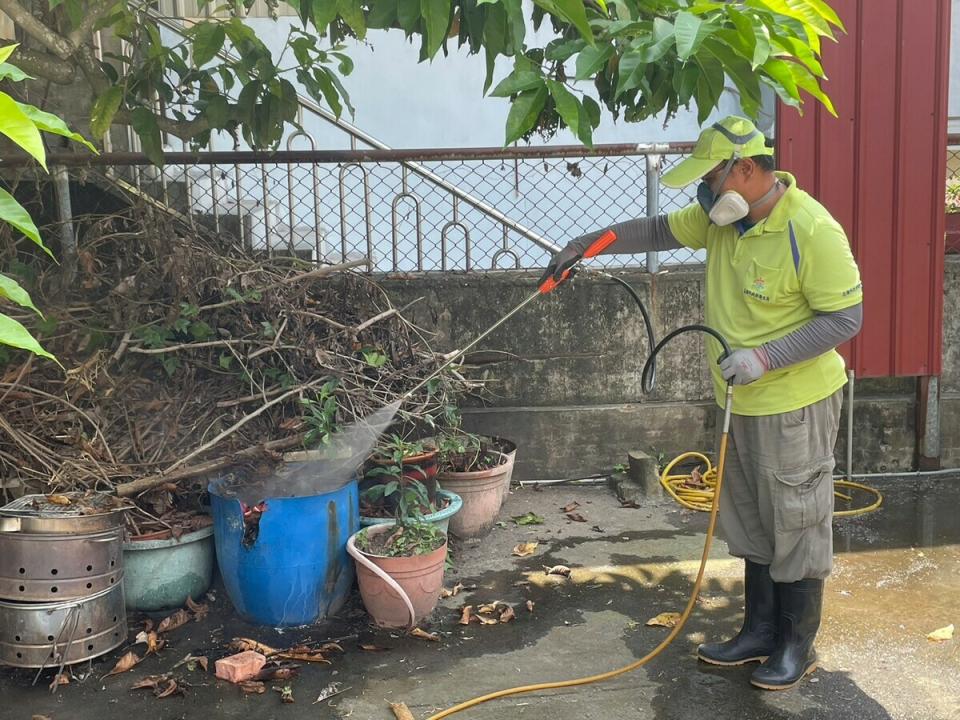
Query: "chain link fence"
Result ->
[[946, 135, 960, 254], [56, 145, 702, 274]]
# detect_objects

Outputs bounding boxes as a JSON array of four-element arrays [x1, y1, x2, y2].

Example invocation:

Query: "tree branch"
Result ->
[[10, 48, 76, 84], [67, 0, 118, 48], [0, 0, 74, 58]]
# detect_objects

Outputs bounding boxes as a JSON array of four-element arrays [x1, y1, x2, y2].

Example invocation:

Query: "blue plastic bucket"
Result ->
[[208, 475, 359, 627]]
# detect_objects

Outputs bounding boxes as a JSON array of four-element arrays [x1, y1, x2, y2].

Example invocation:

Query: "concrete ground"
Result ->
[[3, 474, 959, 720]]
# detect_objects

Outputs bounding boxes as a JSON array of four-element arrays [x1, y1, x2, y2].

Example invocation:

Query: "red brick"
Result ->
[[214, 651, 267, 683]]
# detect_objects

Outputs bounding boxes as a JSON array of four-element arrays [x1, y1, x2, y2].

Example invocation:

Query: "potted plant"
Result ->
[[363, 434, 439, 503], [946, 177, 960, 254], [359, 477, 462, 535], [435, 429, 512, 539], [347, 479, 448, 629]]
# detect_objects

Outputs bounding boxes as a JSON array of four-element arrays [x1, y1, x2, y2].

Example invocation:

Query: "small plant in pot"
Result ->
[[363, 433, 439, 504], [347, 478, 448, 629], [436, 429, 512, 539]]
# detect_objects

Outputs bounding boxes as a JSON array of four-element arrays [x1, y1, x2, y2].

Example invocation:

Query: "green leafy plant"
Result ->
[[356, 476, 445, 557], [300, 379, 340, 448], [946, 177, 960, 213], [0, 45, 93, 366]]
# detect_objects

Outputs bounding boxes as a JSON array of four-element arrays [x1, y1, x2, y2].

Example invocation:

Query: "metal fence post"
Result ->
[[53, 165, 76, 289], [645, 154, 661, 273]]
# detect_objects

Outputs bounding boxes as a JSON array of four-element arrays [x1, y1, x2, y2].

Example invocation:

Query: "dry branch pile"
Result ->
[[0, 203, 475, 523]]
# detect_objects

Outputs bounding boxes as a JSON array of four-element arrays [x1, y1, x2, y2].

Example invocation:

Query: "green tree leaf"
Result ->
[[674, 11, 703, 60], [0, 187, 48, 256], [0, 313, 56, 363], [398, 0, 421, 33], [504, 85, 548, 145], [421, 0, 451, 58], [550, 0, 594, 45], [312, 0, 339, 32], [0, 273, 42, 316], [0, 62, 30, 82], [90, 86, 123, 139], [192, 22, 226, 66], [575, 44, 614, 80], [0, 92, 46, 169], [0, 44, 17, 65], [337, 0, 367, 39], [703, 37, 762, 118], [788, 61, 837, 116], [546, 79, 581, 139], [130, 107, 164, 166], [17, 102, 96, 153], [491, 68, 544, 97]]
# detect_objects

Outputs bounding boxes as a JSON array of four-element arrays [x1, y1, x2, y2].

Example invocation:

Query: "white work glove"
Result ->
[[719, 348, 770, 385]]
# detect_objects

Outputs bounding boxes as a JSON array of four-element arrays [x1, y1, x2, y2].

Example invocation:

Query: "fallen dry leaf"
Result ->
[[561, 501, 580, 513], [48, 673, 69, 690], [254, 666, 299, 682], [543, 564, 572, 577], [318, 642, 344, 654], [274, 684, 294, 703], [512, 542, 538, 558], [459, 605, 473, 625], [475, 614, 498, 625], [230, 637, 279, 655], [32, 716, 52, 720], [409, 627, 440, 642], [239, 680, 266, 694], [358, 644, 390, 652], [389, 701, 416, 720], [499, 606, 516, 623], [477, 602, 500, 614], [566, 512, 587, 522], [619, 499, 640, 508], [130, 675, 167, 691], [144, 631, 165, 656], [526, 600, 535, 612], [185, 596, 209, 622], [45, 494, 72, 506], [278, 646, 331, 664], [440, 582, 464, 598], [927, 624, 954, 642], [157, 609, 190, 634], [156, 679, 183, 698], [103, 651, 142, 678], [142, 619, 154, 633], [646, 612, 682, 628]]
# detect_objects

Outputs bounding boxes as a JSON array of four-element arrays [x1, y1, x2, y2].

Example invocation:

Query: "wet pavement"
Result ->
[[3, 474, 959, 720]]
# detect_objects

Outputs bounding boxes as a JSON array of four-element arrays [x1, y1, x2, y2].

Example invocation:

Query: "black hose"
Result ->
[[602, 274, 732, 393]]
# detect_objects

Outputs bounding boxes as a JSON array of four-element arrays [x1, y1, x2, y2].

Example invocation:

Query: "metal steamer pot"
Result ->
[[0, 494, 126, 601], [0, 493, 128, 668]]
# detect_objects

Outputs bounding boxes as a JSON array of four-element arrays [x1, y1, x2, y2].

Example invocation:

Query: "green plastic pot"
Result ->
[[122, 525, 215, 611], [359, 489, 462, 536]]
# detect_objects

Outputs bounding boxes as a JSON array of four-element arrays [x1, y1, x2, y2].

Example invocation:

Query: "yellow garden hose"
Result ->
[[660, 452, 884, 517], [424, 386, 736, 720]]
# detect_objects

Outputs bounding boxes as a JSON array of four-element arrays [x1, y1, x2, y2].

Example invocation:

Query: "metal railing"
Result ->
[[85, 13, 704, 272], [28, 144, 702, 273]]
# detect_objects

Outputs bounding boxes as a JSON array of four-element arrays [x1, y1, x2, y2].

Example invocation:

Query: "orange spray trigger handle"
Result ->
[[539, 230, 617, 294]]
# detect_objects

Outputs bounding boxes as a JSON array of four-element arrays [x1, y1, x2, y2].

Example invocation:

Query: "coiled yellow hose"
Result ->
[[660, 452, 883, 517]]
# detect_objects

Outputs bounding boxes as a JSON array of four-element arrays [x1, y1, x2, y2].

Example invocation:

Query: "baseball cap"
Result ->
[[660, 116, 774, 189]]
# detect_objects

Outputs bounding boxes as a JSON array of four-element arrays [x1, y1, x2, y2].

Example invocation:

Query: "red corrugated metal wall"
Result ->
[[776, 0, 949, 378]]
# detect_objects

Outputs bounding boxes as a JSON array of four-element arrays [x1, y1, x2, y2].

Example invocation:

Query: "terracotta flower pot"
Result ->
[[437, 451, 511, 539], [348, 525, 447, 629], [479, 435, 517, 501]]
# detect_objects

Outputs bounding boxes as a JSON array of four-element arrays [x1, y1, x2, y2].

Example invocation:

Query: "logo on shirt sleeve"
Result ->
[[842, 282, 863, 297]]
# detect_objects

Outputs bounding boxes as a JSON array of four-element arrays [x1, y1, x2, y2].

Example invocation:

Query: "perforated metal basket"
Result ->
[[0, 582, 127, 668]]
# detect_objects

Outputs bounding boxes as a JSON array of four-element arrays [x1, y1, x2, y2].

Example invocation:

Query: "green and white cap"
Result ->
[[660, 116, 773, 189]]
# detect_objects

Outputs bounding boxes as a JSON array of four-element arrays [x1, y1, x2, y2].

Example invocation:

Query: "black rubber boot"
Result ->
[[698, 561, 778, 666], [751, 578, 824, 690]]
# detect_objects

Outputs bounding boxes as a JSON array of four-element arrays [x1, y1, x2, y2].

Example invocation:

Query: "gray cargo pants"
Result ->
[[716, 389, 842, 583]]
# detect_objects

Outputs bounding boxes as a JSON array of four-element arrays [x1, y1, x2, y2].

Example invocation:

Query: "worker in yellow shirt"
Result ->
[[542, 116, 863, 690]]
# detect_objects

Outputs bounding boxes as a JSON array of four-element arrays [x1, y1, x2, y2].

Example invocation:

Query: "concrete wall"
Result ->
[[379, 257, 960, 481]]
